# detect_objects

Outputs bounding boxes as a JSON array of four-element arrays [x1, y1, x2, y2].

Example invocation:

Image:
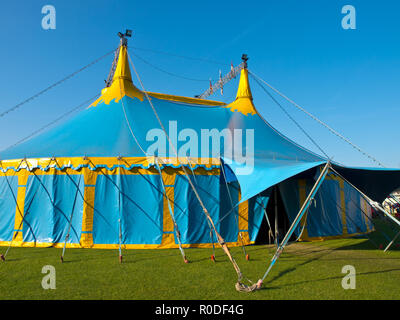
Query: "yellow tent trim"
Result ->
[[90, 45, 144, 107], [147, 91, 226, 106], [0, 156, 221, 174], [0, 240, 255, 249], [224, 68, 256, 116]]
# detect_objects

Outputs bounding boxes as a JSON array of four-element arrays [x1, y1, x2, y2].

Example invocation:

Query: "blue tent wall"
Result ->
[[23, 174, 84, 245], [0, 165, 261, 249], [219, 180, 240, 243], [174, 174, 223, 245], [92, 173, 164, 245], [247, 189, 271, 242], [0, 175, 18, 242], [279, 172, 374, 240]]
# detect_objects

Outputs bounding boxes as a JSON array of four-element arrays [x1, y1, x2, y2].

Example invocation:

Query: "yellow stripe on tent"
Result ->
[[80, 168, 98, 248], [13, 170, 28, 245], [298, 179, 309, 240], [238, 190, 251, 244], [160, 171, 176, 246]]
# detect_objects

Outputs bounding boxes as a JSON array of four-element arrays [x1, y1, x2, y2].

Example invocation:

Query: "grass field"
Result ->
[[1, 228, 400, 300]]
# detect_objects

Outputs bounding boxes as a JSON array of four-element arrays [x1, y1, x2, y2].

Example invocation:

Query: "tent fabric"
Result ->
[[92, 173, 164, 245], [0, 175, 18, 242], [279, 171, 374, 240], [223, 157, 326, 203], [174, 174, 220, 244], [332, 165, 400, 203], [247, 188, 271, 242], [22, 173, 84, 245]]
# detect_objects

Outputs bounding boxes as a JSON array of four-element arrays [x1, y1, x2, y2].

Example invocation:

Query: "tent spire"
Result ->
[[90, 30, 143, 107], [224, 54, 256, 116]]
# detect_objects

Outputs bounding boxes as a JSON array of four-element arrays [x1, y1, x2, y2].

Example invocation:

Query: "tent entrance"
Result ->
[[255, 186, 295, 245]]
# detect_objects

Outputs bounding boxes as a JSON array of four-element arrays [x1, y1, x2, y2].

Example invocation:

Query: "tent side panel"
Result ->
[[343, 182, 375, 234], [22, 172, 84, 246], [279, 179, 303, 237], [174, 174, 220, 244], [247, 189, 271, 242], [0, 174, 19, 242], [279, 172, 373, 241], [92, 171, 163, 246], [304, 178, 344, 238], [219, 180, 239, 243]]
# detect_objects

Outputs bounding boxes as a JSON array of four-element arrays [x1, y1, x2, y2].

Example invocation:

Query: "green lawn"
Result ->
[[1, 231, 399, 300]]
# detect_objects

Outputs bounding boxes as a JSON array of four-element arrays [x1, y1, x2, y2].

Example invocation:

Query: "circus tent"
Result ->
[[1, 35, 399, 261]]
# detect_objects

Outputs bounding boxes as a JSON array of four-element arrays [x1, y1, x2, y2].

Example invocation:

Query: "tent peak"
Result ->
[[90, 36, 143, 107], [224, 63, 256, 116]]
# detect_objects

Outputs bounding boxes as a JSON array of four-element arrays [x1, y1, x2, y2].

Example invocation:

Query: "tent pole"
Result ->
[[61, 174, 82, 262], [384, 230, 400, 252], [220, 162, 248, 260], [0, 159, 30, 261], [117, 158, 124, 263], [257, 161, 330, 288], [263, 207, 274, 245], [375, 203, 400, 249], [330, 167, 400, 250]]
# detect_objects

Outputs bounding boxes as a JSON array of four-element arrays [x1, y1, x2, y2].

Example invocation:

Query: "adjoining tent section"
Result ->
[[1, 33, 400, 291]]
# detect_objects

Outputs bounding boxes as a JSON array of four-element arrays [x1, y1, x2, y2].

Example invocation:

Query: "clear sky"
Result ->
[[0, 0, 399, 168]]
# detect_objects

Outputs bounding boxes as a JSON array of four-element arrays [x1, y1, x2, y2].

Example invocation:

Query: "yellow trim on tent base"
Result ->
[[0, 241, 255, 250], [0, 156, 220, 174]]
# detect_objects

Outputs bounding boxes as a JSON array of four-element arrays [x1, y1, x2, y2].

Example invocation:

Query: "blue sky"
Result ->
[[0, 0, 399, 167]]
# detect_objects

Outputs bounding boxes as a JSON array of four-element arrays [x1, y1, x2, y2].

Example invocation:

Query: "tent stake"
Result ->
[[257, 161, 330, 288]]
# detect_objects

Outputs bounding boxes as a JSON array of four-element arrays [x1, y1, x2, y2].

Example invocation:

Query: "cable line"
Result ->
[[250, 73, 330, 160], [1, 94, 99, 152], [0, 48, 116, 119], [131, 52, 212, 82], [249, 70, 386, 167], [129, 46, 225, 66]]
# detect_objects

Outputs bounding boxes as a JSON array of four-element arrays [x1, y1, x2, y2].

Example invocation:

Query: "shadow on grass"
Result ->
[[265, 267, 400, 290]]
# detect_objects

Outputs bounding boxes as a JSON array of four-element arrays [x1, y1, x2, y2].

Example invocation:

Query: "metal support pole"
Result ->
[[257, 161, 330, 288], [274, 187, 279, 248]]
